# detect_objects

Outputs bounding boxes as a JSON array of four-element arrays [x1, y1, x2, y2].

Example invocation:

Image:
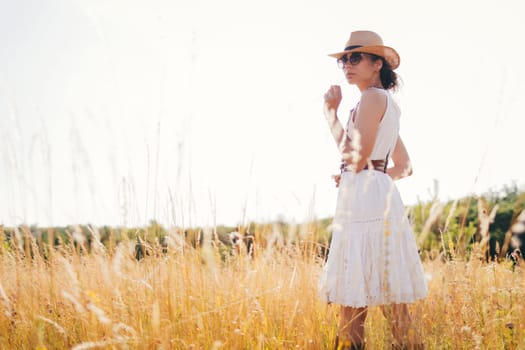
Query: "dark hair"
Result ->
[[367, 54, 399, 91]]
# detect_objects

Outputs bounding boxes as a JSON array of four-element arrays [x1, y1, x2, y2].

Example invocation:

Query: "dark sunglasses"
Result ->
[[337, 53, 363, 69]]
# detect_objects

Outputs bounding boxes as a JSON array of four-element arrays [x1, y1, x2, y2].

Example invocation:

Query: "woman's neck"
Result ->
[[357, 77, 383, 92]]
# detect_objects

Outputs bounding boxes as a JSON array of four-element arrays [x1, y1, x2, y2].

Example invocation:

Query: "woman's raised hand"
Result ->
[[323, 85, 342, 112], [332, 174, 341, 188]]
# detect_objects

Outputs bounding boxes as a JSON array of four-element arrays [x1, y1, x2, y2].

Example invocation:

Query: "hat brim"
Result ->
[[328, 45, 400, 70]]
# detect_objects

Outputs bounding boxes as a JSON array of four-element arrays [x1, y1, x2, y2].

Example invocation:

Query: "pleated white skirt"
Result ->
[[318, 170, 428, 307]]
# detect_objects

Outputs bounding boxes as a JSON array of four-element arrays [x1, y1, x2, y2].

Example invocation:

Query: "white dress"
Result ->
[[318, 88, 428, 307]]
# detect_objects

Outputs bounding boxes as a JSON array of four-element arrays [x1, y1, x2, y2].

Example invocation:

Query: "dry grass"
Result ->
[[0, 226, 525, 349]]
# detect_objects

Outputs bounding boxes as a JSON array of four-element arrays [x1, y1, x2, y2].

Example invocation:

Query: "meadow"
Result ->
[[1, 195, 525, 350]]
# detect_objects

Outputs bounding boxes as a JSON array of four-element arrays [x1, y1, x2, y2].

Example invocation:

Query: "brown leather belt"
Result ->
[[340, 158, 388, 174], [364, 159, 387, 172]]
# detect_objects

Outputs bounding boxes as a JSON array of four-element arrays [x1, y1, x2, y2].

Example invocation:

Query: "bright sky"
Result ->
[[1, 0, 523, 228]]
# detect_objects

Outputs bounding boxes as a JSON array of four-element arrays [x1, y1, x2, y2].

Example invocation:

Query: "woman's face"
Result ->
[[337, 53, 382, 86]]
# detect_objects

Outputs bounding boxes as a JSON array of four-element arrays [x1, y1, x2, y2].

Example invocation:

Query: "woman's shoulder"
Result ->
[[358, 88, 387, 111], [361, 87, 388, 97], [360, 87, 388, 101]]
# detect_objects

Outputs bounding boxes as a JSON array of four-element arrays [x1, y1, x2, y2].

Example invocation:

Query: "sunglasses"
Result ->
[[337, 53, 363, 69]]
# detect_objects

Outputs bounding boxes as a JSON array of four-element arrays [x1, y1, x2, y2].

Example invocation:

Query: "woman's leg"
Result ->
[[381, 303, 422, 348], [338, 306, 368, 348]]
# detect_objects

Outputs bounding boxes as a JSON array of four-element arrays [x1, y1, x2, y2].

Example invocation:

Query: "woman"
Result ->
[[318, 30, 428, 350]]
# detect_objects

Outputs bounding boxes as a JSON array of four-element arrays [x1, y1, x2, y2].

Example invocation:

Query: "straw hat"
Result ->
[[328, 30, 400, 70]]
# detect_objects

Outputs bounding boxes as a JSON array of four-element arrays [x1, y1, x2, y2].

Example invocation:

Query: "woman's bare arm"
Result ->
[[324, 87, 386, 172], [386, 136, 413, 180], [351, 90, 385, 170], [323, 85, 348, 155]]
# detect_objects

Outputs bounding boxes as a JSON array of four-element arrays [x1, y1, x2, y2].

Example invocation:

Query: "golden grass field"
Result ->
[[0, 224, 524, 350]]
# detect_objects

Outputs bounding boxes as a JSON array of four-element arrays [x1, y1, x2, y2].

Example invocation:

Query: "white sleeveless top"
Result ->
[[346, 88, 400, 161]]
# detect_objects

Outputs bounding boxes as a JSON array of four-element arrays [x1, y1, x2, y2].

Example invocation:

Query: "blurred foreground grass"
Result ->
[[1, 220, 525, 349]]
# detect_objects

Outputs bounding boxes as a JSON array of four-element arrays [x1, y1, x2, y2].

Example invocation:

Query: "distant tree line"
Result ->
[[1, 182, 524, 262]]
